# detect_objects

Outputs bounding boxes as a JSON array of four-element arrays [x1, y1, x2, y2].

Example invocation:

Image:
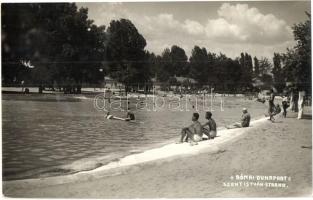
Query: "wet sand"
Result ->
[[3, 109, 312, 198]]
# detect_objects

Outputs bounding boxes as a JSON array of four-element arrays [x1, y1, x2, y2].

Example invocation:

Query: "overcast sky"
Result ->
[[77, 1, 310, 60]]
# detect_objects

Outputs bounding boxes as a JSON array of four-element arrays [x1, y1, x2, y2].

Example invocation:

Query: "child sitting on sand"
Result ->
[[177, 113, 202, 146], [202, 111, 217, 139], [226, 108, 251, 129]]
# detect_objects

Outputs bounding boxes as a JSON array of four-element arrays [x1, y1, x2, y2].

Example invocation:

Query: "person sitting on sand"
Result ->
[[202, 111, 217, 139], [177, 113, 202, 145], [226, 108, 251, 129]]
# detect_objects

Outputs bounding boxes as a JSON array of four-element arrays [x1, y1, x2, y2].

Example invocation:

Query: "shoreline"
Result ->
[[3, 116, 268, 185], [2, 117, 264, 182]]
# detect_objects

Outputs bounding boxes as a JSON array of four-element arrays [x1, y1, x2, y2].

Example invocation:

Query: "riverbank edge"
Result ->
[[3, 116, 268, 187]]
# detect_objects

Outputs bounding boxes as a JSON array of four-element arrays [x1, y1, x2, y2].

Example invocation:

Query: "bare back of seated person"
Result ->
[[202, 112, 217, 139], [178, 113, 202, 145]]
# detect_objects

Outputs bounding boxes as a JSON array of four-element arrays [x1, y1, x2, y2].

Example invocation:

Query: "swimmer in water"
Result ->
[[106, 112, 113, 119], [126, 108, 135, 120]]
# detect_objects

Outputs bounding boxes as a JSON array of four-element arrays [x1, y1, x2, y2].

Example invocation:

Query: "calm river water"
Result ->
[[2, 94, 267, 180]]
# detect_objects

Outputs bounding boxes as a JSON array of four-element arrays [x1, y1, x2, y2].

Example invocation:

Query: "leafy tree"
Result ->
[[207, 52, 217, 74], [2, 3, 107, 93], [106, 18, 147, 93], [272, 53, 284, 92], [189, 46, 209, 85], [259, 57, 272, 75], [140, 50, 158, 92], [245, 53, 253, 75], [280, 13, 311, 119], [282, 48, 298, 84], [253, 56, 260, 77], [144, 50, 157, 78], [239, 52, 253, 91], [258, 57, 273, 88], [169, 45, 188, 76], [2, 4, 40, 86], [281, 13, 311, 93], [157, 48, 171, 82], [260, 74, 274, 88], [291, 13, 311, 93], [214, 57, 241, 92], [153, 45, 188, 87]]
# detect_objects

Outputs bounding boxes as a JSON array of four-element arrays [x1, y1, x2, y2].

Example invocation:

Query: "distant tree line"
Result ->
[[2, 3, 311, 95]]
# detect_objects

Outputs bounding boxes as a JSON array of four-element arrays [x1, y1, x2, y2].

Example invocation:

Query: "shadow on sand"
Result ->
[[301, 114, 312, 120], [285, 114, 312, 120]]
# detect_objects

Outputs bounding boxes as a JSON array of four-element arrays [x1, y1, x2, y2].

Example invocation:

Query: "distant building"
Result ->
[[151, 76, 197, 92], [174, 76, 197, 85], [104, 76, 123, 89]]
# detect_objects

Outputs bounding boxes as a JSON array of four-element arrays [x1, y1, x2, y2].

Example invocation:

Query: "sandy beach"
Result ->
[[3, 109, 312, 198]]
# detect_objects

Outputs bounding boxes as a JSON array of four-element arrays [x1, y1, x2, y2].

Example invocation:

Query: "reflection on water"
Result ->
[[2, 95, 267, 180]]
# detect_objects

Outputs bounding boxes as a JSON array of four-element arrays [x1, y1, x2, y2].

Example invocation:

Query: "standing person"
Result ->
[[282, 95, 289, 118], [105, 88, 112, 103], [268, 89, 276, 122], [126, 107, 135, 120], [202, 111, 217, 139], [226, 108, 251, 129], [177, 113, 202, 146]]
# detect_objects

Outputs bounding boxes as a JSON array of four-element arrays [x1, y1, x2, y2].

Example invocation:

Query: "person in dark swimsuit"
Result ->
[[268, 89, 276, 122]]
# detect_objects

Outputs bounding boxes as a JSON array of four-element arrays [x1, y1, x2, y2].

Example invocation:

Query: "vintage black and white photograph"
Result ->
[[1, 0, 312, 198]]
